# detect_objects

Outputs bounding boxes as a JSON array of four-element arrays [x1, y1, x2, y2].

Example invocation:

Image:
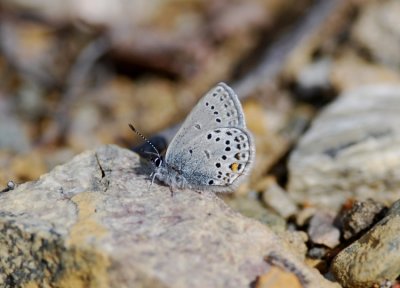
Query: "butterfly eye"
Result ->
[[154, 157, 163, 167]]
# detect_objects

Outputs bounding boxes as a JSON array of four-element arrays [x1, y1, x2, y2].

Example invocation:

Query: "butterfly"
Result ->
[[131, 82, 255, 193]]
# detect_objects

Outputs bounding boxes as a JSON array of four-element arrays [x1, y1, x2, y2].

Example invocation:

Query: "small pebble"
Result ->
[[340, 199, 386, 240], [332, 199, 400, 287], [307, 212, 340, 249], [1, 181, 16, 193]]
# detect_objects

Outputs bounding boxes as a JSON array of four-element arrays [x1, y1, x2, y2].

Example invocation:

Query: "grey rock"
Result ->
[[278, 230, 308, 261], [331, 199, 400, 288], [308, 247, 328, 260], [297, 57, 332, 93], [262, 181, 298, 219], [340, 199, 386, 240], [0, 145, 337, 288], [307, 212, 340, 249], [352, 0, 400, 69], [288, 85, 400, 209], [224, 193, 286, 234]]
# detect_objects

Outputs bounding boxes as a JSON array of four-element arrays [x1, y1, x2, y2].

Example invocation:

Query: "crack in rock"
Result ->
[[94, 153, 110, 192]]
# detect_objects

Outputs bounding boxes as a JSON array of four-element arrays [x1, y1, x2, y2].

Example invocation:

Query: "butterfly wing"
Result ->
[[165, 82, 254, 191], [166, 82, 246, 159], [168, 127, 254, 191]]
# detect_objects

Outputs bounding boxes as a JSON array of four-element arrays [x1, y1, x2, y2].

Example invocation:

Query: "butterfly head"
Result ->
[[153, 155, 164, 168]]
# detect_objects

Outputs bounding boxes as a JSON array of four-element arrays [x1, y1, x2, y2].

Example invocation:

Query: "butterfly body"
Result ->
[[153, 161, 189, 190]]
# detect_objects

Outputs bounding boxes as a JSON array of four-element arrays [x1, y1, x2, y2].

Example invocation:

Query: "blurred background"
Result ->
[[3, 1, 400, 284], [0, 0, 399, 202]]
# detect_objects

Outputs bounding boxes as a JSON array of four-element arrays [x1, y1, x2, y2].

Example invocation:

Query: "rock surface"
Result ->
[[288, 85, 400, 209], [352, 0, 400, 69], [331, 199, 400, 288], [307, 212, 340, 249], [340, 199, 386, 240], [223, 194, 286, 234], [262, 180, 298, 219], [0, 145, 338, 288]]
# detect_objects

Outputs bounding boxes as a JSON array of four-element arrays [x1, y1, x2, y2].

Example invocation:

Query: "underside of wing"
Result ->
[[166, 82, 247, 161], [166, 127, 255, 192]]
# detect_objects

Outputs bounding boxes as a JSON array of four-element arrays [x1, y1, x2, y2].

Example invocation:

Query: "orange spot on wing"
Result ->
[[230, 162, 239, 172]]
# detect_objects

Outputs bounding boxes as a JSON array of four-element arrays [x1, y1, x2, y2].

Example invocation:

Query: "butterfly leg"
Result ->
[[151, 172, 158, 185], [146, 172, 157, 191]]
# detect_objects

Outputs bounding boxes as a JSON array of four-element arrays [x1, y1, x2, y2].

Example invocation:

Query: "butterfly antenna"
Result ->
[[143, 151, 160, 157], [128, 124, 161, 158]]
